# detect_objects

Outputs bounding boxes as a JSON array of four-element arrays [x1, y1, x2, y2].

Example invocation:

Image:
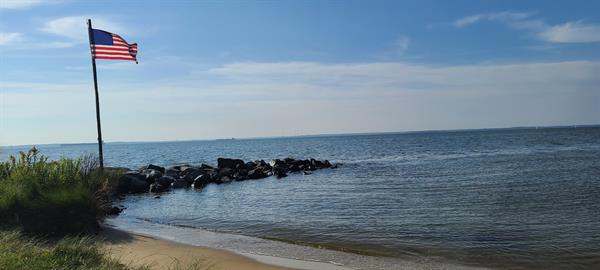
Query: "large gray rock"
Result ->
[[193, 174, 212, 188], [156, 176, 175, 186], [117, 172, 149, 194], [217, 175, 232, 184], [217, 167, 233, 178], [269, 159, 285, 167], [149, 182, 168, 193], [144, 164, 165, 173], [182, 168, 204, 184], [164, 169, 180, 178], [199, 164, 215, 170], [142, 169, 163, 184], [217, 158, 245, 170], [233, 169, 248, 181], [247, 168, 268, 179], [171, 179, 189, 188], [270, 159, 288, 178]]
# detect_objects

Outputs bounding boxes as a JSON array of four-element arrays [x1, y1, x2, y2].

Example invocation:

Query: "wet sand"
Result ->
[[101, 227, 295, 270], [103, 220, 489, 270]]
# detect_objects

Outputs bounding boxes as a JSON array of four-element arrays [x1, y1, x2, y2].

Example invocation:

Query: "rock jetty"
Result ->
[[114, 158, 337, 194]]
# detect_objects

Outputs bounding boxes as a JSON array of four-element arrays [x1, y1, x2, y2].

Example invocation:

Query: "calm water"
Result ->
[[2, 127, 600, 269]]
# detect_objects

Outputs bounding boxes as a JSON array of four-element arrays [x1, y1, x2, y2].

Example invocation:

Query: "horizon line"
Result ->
[[2, 123, 599, 148]]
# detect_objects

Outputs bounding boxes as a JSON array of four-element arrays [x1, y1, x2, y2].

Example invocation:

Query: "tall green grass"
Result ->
[[0, 231, 140, 270], [0, 147, 109, 234]]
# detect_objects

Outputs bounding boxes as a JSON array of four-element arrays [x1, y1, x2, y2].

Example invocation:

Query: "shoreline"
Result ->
[[104, 218, 489, 270], [100, 226, 349, 270]]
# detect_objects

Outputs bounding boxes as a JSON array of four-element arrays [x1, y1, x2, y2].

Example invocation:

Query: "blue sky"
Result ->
[[1, 0, 599, 145]]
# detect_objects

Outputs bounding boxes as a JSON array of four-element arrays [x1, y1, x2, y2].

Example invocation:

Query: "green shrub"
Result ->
[[0, 148, 110, 234], [0, 231, 136, 270]]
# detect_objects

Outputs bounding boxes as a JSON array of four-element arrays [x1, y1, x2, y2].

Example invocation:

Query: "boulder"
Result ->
[[183, 168, 204, 184], [199, 164, 215, 170], [171, 179, 189, 188], [180, 166, 197, 176], [220, 175, 232, 183], [233, 169, 248, 181], [144, 164, 166, 173], [149, 183, 168, 193], [217, 167, 233, 178], [269, 159, 285, 167], [270, 159, 288, 177], [244, 161, 257, 170], [217, 158, 245, 170], [116, 172, 149, 194], [310, 158, 325, 168], [247, 168, 268, 179], [171, 164, 192, 171], [254, 160, 268, 167], [272, 165, 288, 178], [193, 174, 212, 188], [165, 169, 180, 178], [288, 164, 301, 172], [142, 169, 163, 184], [156, 176, 175, 186]]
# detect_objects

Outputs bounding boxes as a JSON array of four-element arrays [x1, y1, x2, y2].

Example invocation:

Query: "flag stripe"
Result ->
[[92, 48, 137, 52], [92, 44, 131, 49], [92, 47, 137, 53], [94, 51, 134, 56], [95, 56, 136, 60], [92, 46, 137, 52]]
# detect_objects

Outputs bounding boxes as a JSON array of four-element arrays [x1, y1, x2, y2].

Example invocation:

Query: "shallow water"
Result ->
[[3, 126, 600, 269]]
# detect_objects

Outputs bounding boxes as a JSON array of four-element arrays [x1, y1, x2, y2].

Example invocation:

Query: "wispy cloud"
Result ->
[[453, 11, 534, 28], [0, 32, 23, 45], [4, 59, 599, 145], [454, 11, 600, 43], [40, 16, 126, 45], [0, 16, 128, 51], [206, 60, 600, 97], [539, 21, 600, 43], [0, 0, 47, 9]]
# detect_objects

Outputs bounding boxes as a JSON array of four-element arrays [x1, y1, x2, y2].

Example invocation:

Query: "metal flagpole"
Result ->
[[87, 19, 104, 170]]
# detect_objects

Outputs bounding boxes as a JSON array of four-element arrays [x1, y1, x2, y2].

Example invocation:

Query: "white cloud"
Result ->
[[454, 11, 600, 43], [453, 11, 533, 28], [41, 16, 125, 44], [0, 0, 46, 9], [0, 16, 127, 50], [3, 60, 599, 145], [0, 32, 23, 45], [453, 15, 484, 28], [206, 60, 600, 93], [539, 21, 600, 43]]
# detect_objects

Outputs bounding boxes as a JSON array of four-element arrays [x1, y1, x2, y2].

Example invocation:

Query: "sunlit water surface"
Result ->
[[2, 127, 599, 269]]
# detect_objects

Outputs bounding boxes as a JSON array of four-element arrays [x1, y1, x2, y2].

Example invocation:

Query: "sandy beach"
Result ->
[[101, 227, 296, 270]]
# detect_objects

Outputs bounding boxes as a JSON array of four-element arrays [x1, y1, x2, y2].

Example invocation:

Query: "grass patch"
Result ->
[[0, 230, 142, 270], [0, 147, 110, 234], [0, 149, 212, 270]]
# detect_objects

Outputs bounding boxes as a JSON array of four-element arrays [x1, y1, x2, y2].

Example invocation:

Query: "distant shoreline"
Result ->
[[3, 123, 599, 148]]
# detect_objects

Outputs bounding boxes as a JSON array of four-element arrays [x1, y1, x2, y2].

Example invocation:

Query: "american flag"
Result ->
[[90, 29, 138, 63]]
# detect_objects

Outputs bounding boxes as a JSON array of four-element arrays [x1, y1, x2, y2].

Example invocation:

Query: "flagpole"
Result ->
[[87, 19, 104, 170]]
